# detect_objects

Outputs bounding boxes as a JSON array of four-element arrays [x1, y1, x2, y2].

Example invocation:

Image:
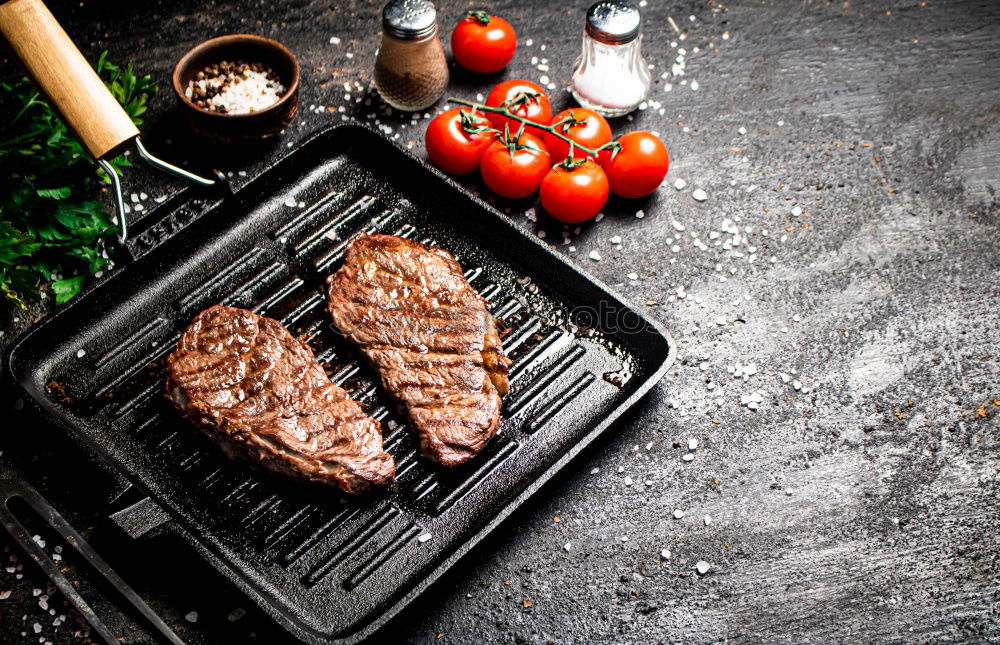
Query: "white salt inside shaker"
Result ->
[[571, 1, 651, 117]]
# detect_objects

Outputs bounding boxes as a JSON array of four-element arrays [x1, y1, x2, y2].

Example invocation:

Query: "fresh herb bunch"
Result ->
[[0, 51, 155, 308]]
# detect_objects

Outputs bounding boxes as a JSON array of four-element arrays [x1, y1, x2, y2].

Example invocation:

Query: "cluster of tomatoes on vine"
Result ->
[[425, 80, 670, 224]]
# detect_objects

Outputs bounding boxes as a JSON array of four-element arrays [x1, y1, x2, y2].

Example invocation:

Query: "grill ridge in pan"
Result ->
[[6, 125, 674, 644]]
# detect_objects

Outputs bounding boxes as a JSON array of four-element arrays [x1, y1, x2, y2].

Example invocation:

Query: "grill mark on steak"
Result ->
[[325, 234, 511, 467], [165, 305, 394, 494]]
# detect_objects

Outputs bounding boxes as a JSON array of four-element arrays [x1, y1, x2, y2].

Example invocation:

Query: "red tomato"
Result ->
[[484, 80, 552, 134], [480, 131, 551, 199], [451, 12, 517, 74], [602, 131, 670, 198], [545, 108, 613, 162], [540, 160, 609, 223], [425, 108, 495, 175]]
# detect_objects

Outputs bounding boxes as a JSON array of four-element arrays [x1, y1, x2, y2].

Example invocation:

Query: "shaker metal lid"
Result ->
[[586, 0, 641, 44], [383, 0, 437, 40]]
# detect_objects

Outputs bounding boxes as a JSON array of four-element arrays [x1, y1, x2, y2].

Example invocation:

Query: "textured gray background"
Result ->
[[1, 0, 998, 643]]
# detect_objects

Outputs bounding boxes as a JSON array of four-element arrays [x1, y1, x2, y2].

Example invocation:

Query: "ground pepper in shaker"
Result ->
[[571, 0, 651, 117], [374, 0, 449, 111]]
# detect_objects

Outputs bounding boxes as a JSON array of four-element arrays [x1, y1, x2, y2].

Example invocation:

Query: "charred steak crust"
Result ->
[[325, 234, 511, 466], [165, 305, 394, 494]]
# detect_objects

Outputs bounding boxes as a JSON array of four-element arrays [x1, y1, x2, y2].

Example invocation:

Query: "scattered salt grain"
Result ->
[[674, 178, 687, 190], [588, 250, 602, 261], [740, 391, 764, 410], [691, 189, 708, 202], [737, 126, 747, 135], [418, 533, 433, 543], [564, 542, 572, 552], [610, 235, 622, 245], [76, 349, 86, 359], [621, 535, 629, 542], [185, 611, 198, 623], [660, 549, 671, 560], [704, 515, 712, 526], [695, 561, 711, 575], [673, 509, 685, 519], [329, 36, 341, 45], [688, 437, 699, 450], [0, 590, 10, 600], [627, 272, 638, 280], [671, 220, 685, 232], [624, 476, 633, 486], [635, 209, 645, 219], [682, 453, 694, 462], [791, 205, 802, 217], [590, 467, 600, 474], [227, 608, 246, 622]]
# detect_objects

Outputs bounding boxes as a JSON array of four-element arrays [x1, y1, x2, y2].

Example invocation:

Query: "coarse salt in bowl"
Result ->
[[172, 34, 300, 144]]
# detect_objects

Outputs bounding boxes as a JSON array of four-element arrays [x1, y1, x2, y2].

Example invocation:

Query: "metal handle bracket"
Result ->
[[102, 137, 218, 248]]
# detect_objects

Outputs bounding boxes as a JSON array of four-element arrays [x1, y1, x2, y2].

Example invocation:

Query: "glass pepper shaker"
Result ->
[[571, 0, 651, 117], [374, 0, 449, 112]]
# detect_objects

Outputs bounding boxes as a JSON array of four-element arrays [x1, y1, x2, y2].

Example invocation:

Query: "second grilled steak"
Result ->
[[165, 305, 394, 494], [325, 234, 511, 466]]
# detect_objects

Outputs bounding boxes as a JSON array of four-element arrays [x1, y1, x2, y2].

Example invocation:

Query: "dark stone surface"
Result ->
[[1, 0, 998, 643]]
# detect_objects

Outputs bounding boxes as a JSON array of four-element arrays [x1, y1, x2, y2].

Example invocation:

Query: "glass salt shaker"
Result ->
[[374, 0, 449, 112], [571, 0, 651, 117]]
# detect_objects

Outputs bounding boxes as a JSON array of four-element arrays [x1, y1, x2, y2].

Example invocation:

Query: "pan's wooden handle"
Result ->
[[0, 0, 139, 159]]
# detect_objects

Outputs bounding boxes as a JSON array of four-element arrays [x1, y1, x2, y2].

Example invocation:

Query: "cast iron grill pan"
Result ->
[[7, 125, 674, 644]]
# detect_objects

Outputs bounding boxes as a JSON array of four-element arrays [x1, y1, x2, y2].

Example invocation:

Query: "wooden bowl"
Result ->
[[172, 34, 299, 145]]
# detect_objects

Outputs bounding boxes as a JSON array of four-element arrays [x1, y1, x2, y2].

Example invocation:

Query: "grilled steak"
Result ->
[[165, 305, 394, 494], [325, 234, 511, 466]]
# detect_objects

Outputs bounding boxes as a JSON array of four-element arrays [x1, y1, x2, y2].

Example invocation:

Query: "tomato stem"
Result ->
[[448, 97, 612, 159], [466, 10, 492, 25]]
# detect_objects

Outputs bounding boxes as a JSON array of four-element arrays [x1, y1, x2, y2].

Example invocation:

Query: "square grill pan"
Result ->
[[6, 124, 674, 644]]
